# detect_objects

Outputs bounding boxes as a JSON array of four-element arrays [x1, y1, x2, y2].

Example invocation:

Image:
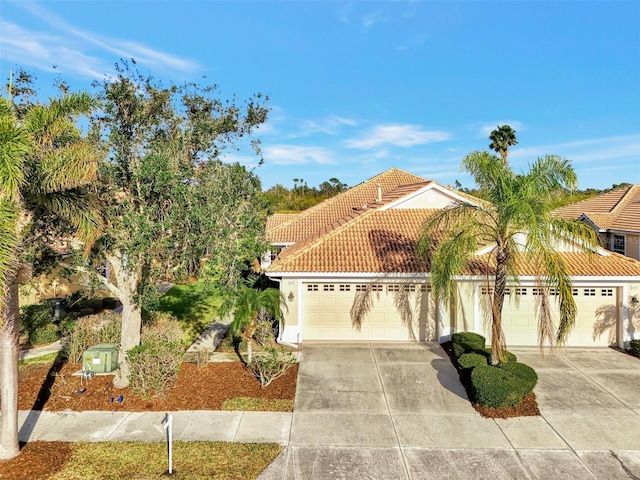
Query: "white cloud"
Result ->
[[3, 3, 199, 80], [263, 145, 336, 165], [296, 115, 358, 137], [345, 124, 451, 149]]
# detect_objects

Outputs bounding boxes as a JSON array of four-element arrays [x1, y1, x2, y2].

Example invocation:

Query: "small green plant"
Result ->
[[193, 349, 211, 368], [630, 340, 640, 357], [248, 347, 297, 387]]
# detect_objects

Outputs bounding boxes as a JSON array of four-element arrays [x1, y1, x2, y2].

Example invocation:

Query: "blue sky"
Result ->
[[1, 1, 639, 191]]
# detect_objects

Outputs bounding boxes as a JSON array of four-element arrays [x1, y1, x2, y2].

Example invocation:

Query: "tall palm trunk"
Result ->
[[0, 270, 21, 460], [490, 248, 509, 365]]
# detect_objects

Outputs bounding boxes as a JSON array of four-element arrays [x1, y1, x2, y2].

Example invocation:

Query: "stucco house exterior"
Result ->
[[265, 169, 640, 349], [554, 185, 640, 261]]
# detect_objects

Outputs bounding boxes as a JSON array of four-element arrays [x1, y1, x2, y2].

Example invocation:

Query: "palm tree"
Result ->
[[417, 150, 598, 365], [0, 90, 102, 460], [488, 125, 518, 164], [222, 283, 286, 364]]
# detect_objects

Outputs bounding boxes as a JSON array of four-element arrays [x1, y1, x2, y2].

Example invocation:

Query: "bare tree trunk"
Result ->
[[0, 270, 21, 460], [107, 253, 142, 389], [491, 248, 508, 365]]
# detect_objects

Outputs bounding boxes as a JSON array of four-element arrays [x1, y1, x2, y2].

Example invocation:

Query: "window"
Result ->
[[420, 285, 429, 292], [584, 288, 596, 296], [339, 284, 351, 292], [532, 288, 543, 295], [572, 288, 579, 296], [355, 284, 367, 292], [480, 286, 493, 295], [404, 285, 417, 292], [371, 284, 383, 292], [323, 284, 335, 292], [549, 288, 558, 296], [387, 285, 400, 292], [601, 288, 613, 297], [307, 284, 318, 292], [612, 235, 625, 255], [515, 288, 527, 296]]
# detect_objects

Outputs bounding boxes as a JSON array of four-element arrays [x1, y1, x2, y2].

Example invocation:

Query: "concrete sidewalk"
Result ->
[[17, 410, 292, 445]]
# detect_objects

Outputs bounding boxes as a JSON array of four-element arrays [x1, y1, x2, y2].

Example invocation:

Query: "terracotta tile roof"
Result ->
[[268, 208, 640, 277], [265, 214, 298, 233], [469, 252, 640, 277], [554, 185, 640, 233], [268, 209, 435, 273], [265, 168, 426, 243]]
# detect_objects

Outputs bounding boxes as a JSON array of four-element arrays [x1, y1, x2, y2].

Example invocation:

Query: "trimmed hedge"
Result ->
[[498, 362, 538, 394], [479, 348, 518, 364], [451, 332, 486, 351], [471, 365, 526, 408], [458, 352, 488, 371], [630, 340, 640, 358]]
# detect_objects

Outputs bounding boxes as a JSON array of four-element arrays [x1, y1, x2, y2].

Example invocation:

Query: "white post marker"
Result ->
[[161, 413, 173, 474]]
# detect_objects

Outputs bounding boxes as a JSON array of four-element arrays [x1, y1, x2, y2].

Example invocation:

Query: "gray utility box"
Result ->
[[82, 343, 119, 373]]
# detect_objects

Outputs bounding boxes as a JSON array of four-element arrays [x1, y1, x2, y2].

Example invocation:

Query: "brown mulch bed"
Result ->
[[13, 359, 298, 412], [0, 357, 297, 479], [440, 341, 540, 419]]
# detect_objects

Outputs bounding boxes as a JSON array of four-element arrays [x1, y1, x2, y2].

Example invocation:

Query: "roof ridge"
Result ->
[[610, 184, 639, 213], [267, 168, 426, 235]]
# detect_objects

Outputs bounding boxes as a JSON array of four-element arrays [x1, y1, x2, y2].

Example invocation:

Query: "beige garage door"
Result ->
[[482, 286, 617, 347], [302, 283, 436, 341]]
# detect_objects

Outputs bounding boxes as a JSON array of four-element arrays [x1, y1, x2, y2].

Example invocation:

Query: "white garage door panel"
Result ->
[[302, 283, 436, 341], [485, 287, 617, 347]]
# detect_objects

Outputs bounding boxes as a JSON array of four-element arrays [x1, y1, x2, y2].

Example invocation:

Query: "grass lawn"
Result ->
[[157, 280, 223, 344], [1, 441, 281, 480]]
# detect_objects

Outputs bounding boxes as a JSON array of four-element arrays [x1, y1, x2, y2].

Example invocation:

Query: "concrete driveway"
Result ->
[[259, 342, 640, 480]]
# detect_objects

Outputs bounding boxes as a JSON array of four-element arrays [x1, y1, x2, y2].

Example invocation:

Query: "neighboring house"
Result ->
[[265, 169, 640, 349], [554, 185, 640, 261]]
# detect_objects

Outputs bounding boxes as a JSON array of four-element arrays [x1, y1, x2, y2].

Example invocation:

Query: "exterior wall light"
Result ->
[[631, 295, 639, 306], [288, 291, 295, 302]]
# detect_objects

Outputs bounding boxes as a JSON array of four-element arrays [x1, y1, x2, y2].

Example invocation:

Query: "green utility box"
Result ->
[[82, 343, 119, 373]]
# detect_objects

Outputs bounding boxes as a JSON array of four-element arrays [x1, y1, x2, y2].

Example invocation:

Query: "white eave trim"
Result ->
[[266, 271, 432, 280], [380, 183, 480, 211]]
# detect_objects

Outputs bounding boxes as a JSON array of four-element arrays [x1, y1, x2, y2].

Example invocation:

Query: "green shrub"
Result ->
[[248, 347, 297, 387], [452, 342, 467, 358], [20, 303, 55, 344], [458, 352, 488, 371], [498, 362, 538, 394], [65, 312, 122, 362], [142, 311, 184, 345], [479, 348, 518, 364], [127, 339, 184, 398], [470, 365, 526, 408], [450, 331, 486, 359], [630, 340, 640, 357], [29, 323, 60, 346]]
